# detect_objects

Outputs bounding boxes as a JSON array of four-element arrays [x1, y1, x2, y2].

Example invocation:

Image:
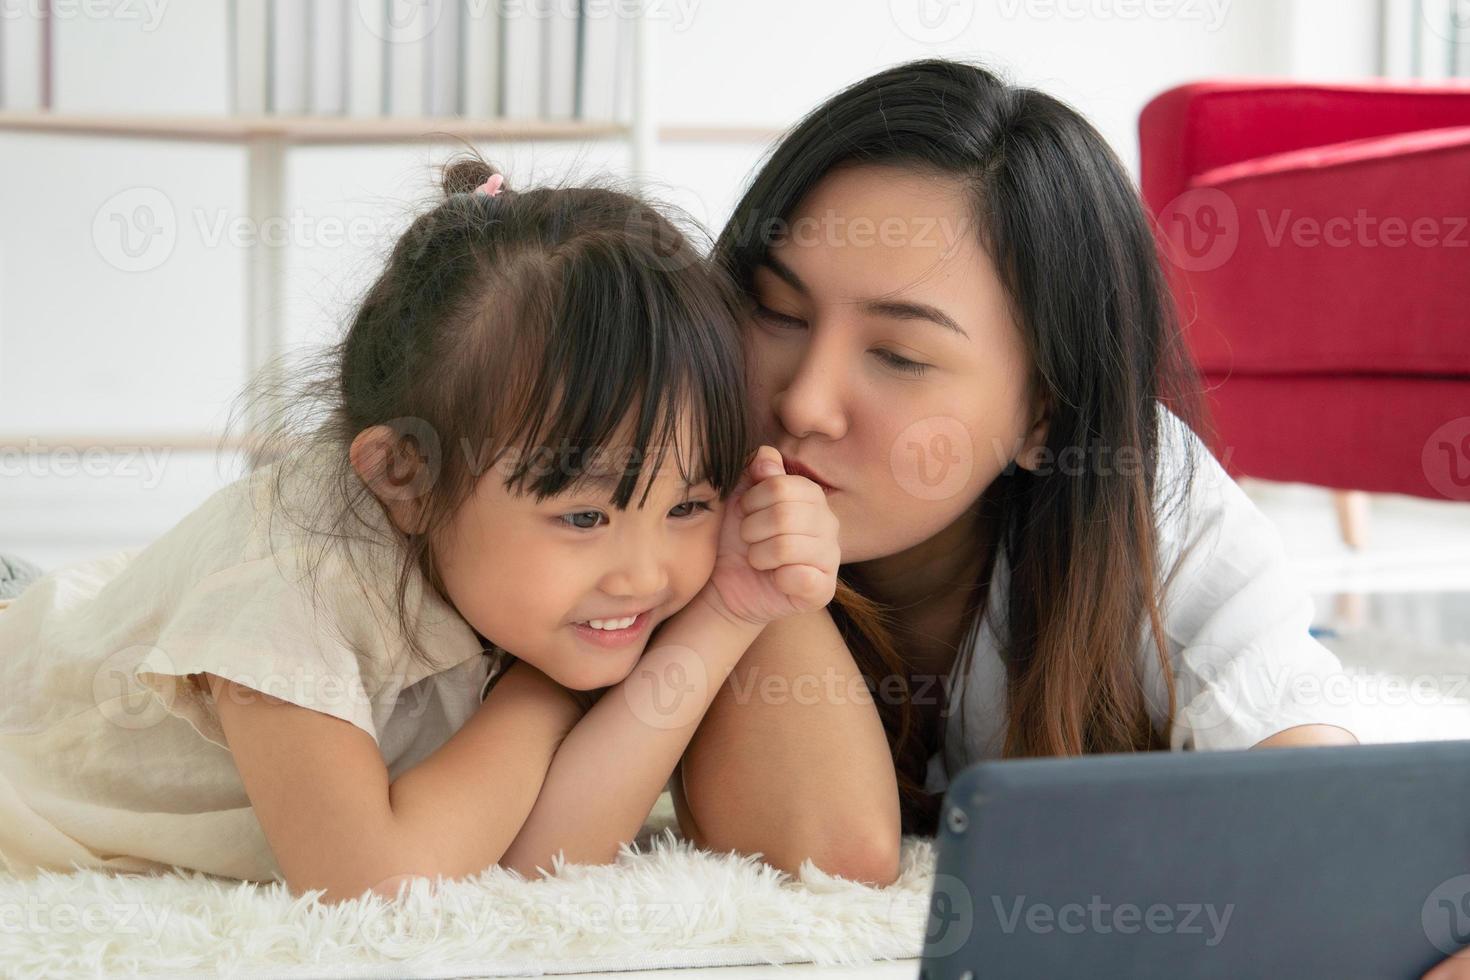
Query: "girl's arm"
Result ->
[[203, 657, 581, 904], [495, 588, 761, 873], [497, 445, 842, 876], [671, 606, 903, 886]]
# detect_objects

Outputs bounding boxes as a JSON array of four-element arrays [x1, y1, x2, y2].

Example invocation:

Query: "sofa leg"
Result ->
[[1334, 490, 1370, 550]]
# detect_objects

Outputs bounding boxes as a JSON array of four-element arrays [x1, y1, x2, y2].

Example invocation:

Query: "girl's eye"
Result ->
[[669, 500, 714, 519], [559, 500, 712, 530], [560, 511, 605, 530], [873, 349, 930, 376], [673, 499, 711, 520], [752, 304, 806, 329]]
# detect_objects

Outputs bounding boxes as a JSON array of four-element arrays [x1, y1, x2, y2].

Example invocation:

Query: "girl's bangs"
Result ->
[[487, 251, 748, 508]]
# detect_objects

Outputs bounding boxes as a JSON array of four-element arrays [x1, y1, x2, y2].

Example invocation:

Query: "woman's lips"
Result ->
[[781, 457, 839, 494]]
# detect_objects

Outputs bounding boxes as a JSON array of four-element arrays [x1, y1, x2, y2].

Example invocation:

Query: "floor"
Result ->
[[560, 963, 922, 980], [1241, 478, 1470, 598], [1243, 478, 1470, 683]]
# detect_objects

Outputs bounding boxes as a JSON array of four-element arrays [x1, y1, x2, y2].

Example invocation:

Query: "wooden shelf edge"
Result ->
[[0, 111, 630, 144], [0, 112, 787, 146]]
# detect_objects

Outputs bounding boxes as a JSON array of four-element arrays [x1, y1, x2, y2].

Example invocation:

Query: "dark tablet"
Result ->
[[921, 740, 1470, 980]]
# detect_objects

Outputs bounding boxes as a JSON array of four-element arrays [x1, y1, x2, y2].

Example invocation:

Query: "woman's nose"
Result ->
[[773, 334, 848, 442]]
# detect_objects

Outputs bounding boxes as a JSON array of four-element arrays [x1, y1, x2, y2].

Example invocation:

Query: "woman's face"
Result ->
[[744, 163, 1048, 565]]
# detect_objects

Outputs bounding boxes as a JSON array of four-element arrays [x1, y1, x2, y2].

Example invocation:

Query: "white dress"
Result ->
[[0, 449, 509, 882], [925, 406, 1361, 793]]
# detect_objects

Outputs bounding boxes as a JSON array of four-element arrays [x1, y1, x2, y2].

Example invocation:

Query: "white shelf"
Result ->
[[0, 0, 783, 460], [0, 112, 784, 145], [0, 111, 630, 144]]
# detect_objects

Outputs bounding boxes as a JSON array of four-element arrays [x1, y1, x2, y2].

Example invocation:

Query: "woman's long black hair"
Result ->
[[715, 59, 1206, 834]]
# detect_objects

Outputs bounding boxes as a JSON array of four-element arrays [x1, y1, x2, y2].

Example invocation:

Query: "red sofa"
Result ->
[[1138, 80, 1470, 508]]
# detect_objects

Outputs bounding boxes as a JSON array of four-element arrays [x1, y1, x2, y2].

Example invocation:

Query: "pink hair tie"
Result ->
[[475, 173, 505, 197]]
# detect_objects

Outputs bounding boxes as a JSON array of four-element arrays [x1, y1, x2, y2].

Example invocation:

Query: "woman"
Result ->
[[670, 58, 1359, 886]]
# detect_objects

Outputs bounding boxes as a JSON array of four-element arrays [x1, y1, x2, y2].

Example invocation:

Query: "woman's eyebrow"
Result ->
[[761, 253, 969, 340], [863, 299, 970, 340], [759, 255, 808, 294]]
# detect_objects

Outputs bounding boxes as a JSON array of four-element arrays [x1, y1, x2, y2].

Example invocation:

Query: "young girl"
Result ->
[[0, 157, 839, 904], [671, 59, 1362, 885]]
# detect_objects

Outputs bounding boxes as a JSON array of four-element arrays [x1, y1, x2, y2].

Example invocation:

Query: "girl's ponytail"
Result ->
[[440, 157, 512, 199]]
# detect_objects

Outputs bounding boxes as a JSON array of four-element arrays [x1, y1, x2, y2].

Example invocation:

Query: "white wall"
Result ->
[[0, 0, 1390, 570]]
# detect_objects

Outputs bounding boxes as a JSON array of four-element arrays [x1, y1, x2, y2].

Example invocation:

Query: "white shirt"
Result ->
[[0, 448, 506, 881], [925, 406, 1359, 793]]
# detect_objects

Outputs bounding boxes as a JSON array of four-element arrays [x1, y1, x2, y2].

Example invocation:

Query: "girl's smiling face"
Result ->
[[428, 412, 725, 692], [744, 163, 1049, 566]]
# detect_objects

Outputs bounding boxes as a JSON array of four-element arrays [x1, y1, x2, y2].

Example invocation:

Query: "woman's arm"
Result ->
[[495, 589, 761, 874], [673, 606, 903, 886], [204, 658, 581, 903], [1252, 724, 1359, 748], [1424, 948, 1470, 978]]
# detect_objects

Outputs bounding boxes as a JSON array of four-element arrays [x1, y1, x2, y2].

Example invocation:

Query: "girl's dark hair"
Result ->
[[228, 153, 752, 677], [714, 59, 1206, 835]]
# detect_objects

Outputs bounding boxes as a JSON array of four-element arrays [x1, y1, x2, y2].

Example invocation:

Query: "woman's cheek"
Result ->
[[743, 336, 789, 434], [885, 414, 977, 505]]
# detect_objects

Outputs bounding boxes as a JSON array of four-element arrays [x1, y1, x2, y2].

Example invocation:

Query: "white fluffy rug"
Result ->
[[5, 626, 1465, 979], [0, 801, 936, 979]]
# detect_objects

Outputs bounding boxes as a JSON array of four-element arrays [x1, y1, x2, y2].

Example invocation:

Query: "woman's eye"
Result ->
[[752, 304, 806, 329], [560, 511, 606, 530], [873, 349, 930, 376], [670, 500, 714, 519]]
